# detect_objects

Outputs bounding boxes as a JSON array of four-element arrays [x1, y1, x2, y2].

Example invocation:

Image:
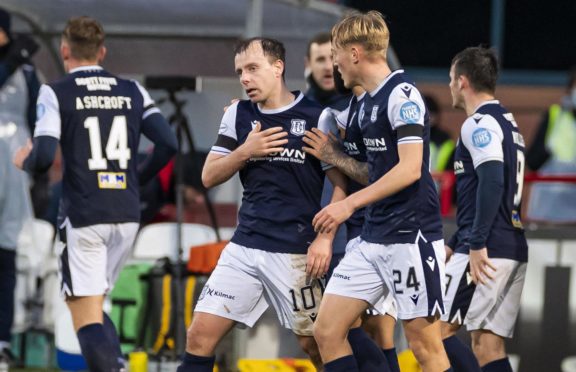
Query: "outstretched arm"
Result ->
[[314, 140, 422, 233]]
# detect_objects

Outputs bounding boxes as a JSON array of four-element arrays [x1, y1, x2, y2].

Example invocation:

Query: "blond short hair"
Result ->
[[331, 10, 389, 57], [62, 16, 105, 61]]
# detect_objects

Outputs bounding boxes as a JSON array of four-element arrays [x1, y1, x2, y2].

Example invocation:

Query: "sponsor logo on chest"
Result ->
[[454, 160, 465, 175], [343, 141, 360, 155], [363, 137, 387, 152]]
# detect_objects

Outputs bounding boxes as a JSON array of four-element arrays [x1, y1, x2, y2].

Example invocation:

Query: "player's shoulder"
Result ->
[[298, 92, 325, 113], [384, 72, 425, 124], [388, 73, 421, 102], [463, 111, 501, 133], [461, 113, 503, 148], [49, 72, 77, 90]]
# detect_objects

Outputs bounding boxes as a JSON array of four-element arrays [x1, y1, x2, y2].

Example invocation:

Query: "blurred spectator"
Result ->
[[0, 7, 50, 219], [304, 32, 349, 110], [526, 66, 576, 222], [424, 94, 455, 172], [0, 7, 38, 365]]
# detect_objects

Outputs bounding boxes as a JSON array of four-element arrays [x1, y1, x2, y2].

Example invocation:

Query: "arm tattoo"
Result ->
[[320, 140, 369, 185], [333, 154, 369, 186]]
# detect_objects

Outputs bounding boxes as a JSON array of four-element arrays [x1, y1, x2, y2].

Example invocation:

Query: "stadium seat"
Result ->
[[132, 222, 218, 262]]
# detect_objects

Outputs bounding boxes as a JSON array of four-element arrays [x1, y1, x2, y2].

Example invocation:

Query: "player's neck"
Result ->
[[65, 59, 100, 73], [465, 92, 496, 116], [359, 62, 392, 94], [258, 87, 295, 111]]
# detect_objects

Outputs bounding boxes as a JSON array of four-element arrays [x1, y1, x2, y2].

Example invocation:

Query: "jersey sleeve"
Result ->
[[210, 101, 239, 156], [335, 103, 352, 131], [317, 107, 337, 171], [461, 114, 504, 168], [318, 107, 339, 136], [387, 83, 426, 144], [134, 80, 162, 119], [33, 84, 61, 139]]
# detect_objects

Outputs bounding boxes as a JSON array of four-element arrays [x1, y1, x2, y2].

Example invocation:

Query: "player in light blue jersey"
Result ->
[[177, 37, 347, 372], [13, 17, 177, 371], [311, 11, 451, 372], [441, 47, 528, 372]]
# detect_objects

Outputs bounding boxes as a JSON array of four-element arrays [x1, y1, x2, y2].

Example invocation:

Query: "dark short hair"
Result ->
[[234, 37, 286, 78], [451, 46, 499, 94], [62, 16, 105, 61], [306, 32, 331, 59]]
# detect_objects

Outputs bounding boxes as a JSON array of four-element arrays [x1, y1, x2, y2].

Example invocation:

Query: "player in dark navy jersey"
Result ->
[[441, 47, 528, 372], [310, 11, 451, 372], [13, 17, 177, 371], [304, 76, 401, 372], [177, 37, 346, 372]]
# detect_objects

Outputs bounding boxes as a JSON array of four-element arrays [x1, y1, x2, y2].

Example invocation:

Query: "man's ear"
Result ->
[[458, 75, 468, 90], [97, 45, 107, 63], [60, 42, 70, 61], [274, 59, 284, 78], [350, 45, 360, 64]]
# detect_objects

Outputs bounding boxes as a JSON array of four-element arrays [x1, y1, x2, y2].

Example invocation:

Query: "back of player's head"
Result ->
[[331, 10, 389, 58], [451, 46, 499, 94], [62, 16, 105, 61], [234, 37, 286, 78], [306, 32, 331, 59]]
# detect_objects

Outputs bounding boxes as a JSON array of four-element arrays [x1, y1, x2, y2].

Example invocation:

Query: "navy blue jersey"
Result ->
[[452, 100, 528, 262], [335, 94, 368, 239], [34, 66, 159, 227], [358, 70, 443, 244], [211, 92, 327, 254]]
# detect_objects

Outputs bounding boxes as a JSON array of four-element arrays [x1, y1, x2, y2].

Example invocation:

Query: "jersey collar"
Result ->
[[369, 69, 404, 97], [473, 99, 500, 113], [258, 91, 304, 114], [69, 65, 104, 74]]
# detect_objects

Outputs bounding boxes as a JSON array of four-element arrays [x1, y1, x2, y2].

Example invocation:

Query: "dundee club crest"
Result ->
[[290, 119, 306, 136]]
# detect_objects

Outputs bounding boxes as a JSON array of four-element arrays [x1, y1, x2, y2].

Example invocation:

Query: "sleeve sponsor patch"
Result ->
[[472, 128, 492, 148], [399, 101, 421, 124]]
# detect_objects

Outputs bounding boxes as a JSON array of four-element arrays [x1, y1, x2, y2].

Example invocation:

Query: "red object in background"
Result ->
[[432, 171, 456, 217], [158, 159, 175, 194], [524, 172, 576, 184]]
